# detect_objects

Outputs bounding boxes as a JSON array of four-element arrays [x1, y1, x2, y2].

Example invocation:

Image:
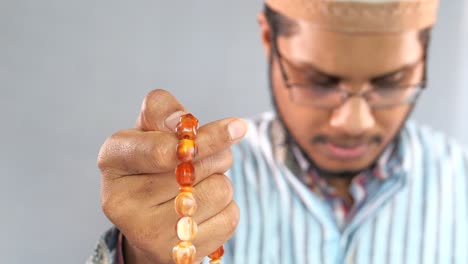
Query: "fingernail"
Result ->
[[165, 111, 186, 130], [228, 119, 248, 141]]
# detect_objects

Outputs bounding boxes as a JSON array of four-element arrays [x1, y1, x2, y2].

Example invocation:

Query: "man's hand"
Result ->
[[97, 89, 247, 264]]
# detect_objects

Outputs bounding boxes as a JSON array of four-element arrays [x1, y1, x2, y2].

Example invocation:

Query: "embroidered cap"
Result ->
[[265, 0, 439, 33]]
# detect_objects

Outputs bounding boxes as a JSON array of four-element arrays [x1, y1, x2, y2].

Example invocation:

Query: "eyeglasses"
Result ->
[[271, 40, 426, 110]]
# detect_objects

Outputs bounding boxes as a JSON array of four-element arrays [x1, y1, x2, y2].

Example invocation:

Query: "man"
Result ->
[[89, 0, 468, 263]]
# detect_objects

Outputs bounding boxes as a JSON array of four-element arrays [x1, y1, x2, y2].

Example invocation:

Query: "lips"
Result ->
[[324, 142, 370, 160]]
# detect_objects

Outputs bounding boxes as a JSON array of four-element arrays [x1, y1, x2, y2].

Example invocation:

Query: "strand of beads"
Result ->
[[172, 113, 224, 264], [173, 113, 198, 264], [208, 246, 224, 264]]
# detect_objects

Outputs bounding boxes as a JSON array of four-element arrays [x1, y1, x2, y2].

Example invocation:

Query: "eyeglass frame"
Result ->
[[270, 34, 428, 110]]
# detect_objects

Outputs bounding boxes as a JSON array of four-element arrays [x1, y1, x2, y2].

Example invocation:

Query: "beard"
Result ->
[[267, 57, 413, 180], [271, 92, 366, 179]]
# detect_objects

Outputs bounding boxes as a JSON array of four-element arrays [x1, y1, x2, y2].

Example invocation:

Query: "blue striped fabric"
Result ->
[[200, 112, 468, 264]]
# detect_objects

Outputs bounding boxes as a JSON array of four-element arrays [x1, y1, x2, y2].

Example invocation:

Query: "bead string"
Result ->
[[173, 113, 224, 264]]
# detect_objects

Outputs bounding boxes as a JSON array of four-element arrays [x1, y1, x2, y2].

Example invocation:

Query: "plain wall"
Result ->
[[0, 1, 466, 263]]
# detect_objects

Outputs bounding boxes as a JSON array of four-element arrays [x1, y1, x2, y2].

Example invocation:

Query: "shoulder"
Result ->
[[402, 120, 467, 160], [400, 120, 468, 176]]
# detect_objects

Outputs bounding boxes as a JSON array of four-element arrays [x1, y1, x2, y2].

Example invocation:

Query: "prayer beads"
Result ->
[[176, 162, 195, 186], [176, 113, 198, 139], [175, 192, 197, 216], [172, 241, 196, 264], [177, 139, 197, 162], [173, 113, 224, 264], [176, 216, 198, 241], [208, 246, 225, 264]]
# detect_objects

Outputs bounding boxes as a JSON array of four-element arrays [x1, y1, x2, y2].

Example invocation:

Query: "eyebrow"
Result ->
[[286, 59, 341, 80], [370, 61, 422, 83], [286, 57, 422, 82]]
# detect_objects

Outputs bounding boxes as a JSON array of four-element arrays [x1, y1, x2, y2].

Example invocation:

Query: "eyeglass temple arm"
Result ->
[[270, 33, 292, 86]]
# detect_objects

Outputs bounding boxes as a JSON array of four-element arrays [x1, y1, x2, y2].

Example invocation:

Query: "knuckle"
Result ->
[[224, 125, 234, 143], [97, 131, 123, 172], [196, 149, 232, 175], [220, 175, 234, 201], [150, 137, 172, 169], [197, 174, 233, 209], [221, 149, 234, 171], [97, 148, 108, 172], [220, 201, 240, 235], [97, 139, 111, 171], [192, 149, 233, 186], [209, 174, 233, 204], [217, 123, 233, 147], [97, 130, 139, 175], [196, 157, 210, 176], [205, 132, 219, 153]]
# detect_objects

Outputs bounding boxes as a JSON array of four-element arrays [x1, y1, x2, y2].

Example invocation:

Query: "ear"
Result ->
[[257, 12, 273, 58]]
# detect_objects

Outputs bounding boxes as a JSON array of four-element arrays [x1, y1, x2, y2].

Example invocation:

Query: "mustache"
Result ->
[[311, 135, 383, 146]]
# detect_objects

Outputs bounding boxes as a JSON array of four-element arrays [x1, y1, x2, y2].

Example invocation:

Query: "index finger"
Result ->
[[98, 117, 248, 175]]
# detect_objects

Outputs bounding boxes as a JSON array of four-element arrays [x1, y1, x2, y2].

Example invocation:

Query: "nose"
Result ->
[[329, 96, 375, 136]]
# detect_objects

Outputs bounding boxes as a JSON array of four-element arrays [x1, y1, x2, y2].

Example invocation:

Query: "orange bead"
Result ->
[[176, 162, 195, 186], [209, 259, 222, 264], [176, 216, 198, 241], [179, 186, 193, 192], [175, 192, 197, 216], [172, 241, 196, 264], [208, 245, 224, 260], [176, 139, 197, 162], [176, 114, 199, 140]]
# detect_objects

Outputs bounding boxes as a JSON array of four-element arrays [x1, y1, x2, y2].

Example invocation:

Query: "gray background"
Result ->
[[0, 0, 466, 263]]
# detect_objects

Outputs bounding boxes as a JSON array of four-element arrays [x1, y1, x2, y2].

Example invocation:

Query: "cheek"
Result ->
[[272, 73, 330, 134], [373, 105, 412, 140]]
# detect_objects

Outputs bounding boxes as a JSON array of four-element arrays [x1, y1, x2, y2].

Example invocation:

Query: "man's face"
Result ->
[[260, 16, 425, 174]]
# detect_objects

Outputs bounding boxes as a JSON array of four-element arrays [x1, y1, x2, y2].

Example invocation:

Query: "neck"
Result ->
[[325, 177, 354, 205]]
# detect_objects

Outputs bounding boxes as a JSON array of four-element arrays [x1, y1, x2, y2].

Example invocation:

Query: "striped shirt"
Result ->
[[293, 141, 397, 229], [88, 111, 468, 264]]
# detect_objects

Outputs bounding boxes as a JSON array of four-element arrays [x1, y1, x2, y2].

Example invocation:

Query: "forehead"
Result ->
[[277, 20, 423, 78]]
